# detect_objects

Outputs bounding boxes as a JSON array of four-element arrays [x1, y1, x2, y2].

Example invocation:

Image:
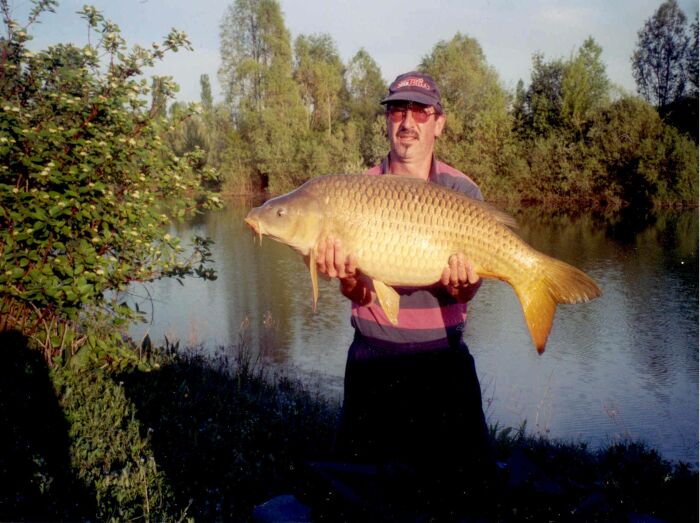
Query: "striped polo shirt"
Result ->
[[350, 155, 483, 350]]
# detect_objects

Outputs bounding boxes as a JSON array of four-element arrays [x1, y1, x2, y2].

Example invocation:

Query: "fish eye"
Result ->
[[276, 207, 286, 217]]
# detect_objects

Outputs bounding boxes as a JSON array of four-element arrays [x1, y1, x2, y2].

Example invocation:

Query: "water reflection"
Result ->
[[128, 201, 698, 466]]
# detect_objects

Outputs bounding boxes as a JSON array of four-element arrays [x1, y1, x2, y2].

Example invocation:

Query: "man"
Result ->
[[315, 72, 492, 494]]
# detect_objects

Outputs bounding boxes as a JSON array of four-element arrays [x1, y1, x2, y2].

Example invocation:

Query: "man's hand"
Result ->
[[315, 237, 372, 306], [440, 253, 481, 303], [315, 237, 357, 279]]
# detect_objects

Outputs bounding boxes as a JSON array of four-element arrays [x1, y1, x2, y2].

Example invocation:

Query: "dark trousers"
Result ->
[[334, 333, 492, 476]]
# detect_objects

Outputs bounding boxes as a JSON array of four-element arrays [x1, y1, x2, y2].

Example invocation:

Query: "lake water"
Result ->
[[128, 200, 699, 467]]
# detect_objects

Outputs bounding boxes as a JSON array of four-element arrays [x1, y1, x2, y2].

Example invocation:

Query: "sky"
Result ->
[[7, 0, 699, 103]]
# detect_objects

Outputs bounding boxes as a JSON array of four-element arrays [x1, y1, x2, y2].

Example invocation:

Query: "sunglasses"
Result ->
[[386, 103, 438, 124]]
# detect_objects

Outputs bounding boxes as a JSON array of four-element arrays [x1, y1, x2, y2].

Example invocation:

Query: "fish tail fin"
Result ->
[[512, 256, 601, 354]]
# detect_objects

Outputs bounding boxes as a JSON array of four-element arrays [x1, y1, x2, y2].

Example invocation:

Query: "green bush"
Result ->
[[0, 1, 219, 363], [587, 96, 699, 206], [54, 363, 177, 521]]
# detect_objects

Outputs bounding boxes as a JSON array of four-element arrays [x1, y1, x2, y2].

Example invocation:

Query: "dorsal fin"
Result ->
[[467, 198, 518, 229]]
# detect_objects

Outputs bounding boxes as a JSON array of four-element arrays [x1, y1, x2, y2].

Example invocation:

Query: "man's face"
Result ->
[[386, 101, 446, 164]]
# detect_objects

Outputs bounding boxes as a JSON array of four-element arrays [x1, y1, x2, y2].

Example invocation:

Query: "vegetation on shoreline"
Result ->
[[1, 330, 697, 521]]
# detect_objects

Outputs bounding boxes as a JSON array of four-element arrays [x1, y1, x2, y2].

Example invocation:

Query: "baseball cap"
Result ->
[[380, 71, 443, 113]]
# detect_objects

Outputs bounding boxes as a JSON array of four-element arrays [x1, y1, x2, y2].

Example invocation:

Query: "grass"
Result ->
[[0, 329, 696, 522]]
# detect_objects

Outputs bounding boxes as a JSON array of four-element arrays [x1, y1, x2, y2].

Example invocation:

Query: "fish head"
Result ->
[[244, 187, 322, 255]]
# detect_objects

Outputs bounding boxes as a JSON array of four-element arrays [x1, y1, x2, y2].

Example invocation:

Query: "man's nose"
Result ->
[[399, 108, 416, 128]]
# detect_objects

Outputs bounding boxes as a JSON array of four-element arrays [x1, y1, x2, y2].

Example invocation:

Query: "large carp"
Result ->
[[245, 174, 601, 353]]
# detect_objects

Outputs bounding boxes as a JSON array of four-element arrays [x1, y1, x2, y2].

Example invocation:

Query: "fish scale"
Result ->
[[245, 174, 601, 353], [317, 176, 513, 287]]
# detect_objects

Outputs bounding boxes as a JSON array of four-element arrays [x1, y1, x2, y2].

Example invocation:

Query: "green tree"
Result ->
[[150, 76, 169, 119], [205, 105, 236, 179], [218, 0, 298, 112], [200, 73, 214, 112], [561, 37, 610, 136], [419, 33, 515, 192], [512, 79, 528, 131], [193, 74, 237, 181], [516, 38, 610, 140], [165, 101, 208, 165], [0, 2, 218, 362], [218, 0, 307, 192], [294, 33, 344, 136], [346, 49, 385, 122], [632, 0, 692, 107], [518, 53, 566, 136], [219, 0, 280, 110], [588, 96, 698, 205], [345, 48, 386, 166]]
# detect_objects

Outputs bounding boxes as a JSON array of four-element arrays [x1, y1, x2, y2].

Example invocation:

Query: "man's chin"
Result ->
[[394, 139, 417, 154]]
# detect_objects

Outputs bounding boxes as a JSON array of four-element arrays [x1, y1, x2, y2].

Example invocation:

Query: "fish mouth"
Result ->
[[244, 215, 263, 244], [244, 216, 258, 233]]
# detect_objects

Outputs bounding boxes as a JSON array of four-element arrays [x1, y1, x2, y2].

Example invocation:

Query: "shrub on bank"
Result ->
[[0, 2, 219, 366]]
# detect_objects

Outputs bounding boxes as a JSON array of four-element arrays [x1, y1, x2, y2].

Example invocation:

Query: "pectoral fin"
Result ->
[[307, 250, 319, 312], [373, 280, 400, 325]]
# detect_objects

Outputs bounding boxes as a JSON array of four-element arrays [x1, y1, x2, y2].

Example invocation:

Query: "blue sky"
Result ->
[[8, 0, 699, 102]]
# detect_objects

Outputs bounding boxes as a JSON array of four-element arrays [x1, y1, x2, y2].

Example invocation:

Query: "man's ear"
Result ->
[[434, 113, 446, 137]]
